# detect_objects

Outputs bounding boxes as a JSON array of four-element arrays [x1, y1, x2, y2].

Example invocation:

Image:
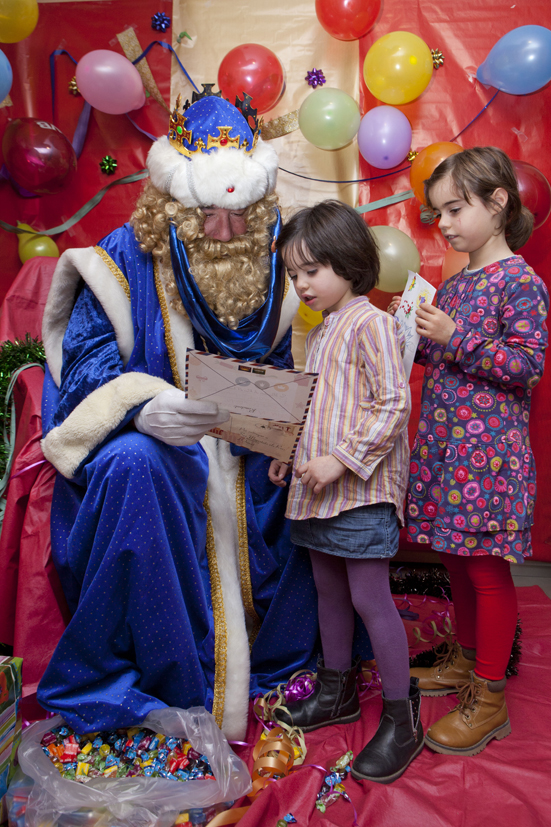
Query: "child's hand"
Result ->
[[416, 303, 456, 346], [295, 454, 346, 494], [386, 296, 402, 316], [269, 459, 289, 487]]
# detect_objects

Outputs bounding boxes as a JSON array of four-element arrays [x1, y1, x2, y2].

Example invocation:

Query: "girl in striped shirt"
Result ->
[[268, 200, 421, 784]]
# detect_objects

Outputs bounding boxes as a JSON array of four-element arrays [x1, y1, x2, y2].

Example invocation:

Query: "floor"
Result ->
[[233, 586, 551, 827], [510, 559, 551, 599]]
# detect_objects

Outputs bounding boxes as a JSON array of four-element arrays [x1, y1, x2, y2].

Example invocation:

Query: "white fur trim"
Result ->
[[43, 248, 135, 387], [147, 136, 278, 210], [201, 437, 250, 740], [41, 373, 173, 479]]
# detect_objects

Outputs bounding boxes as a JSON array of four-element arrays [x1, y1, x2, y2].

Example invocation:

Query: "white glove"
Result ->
[[134, 388, 230, 446]]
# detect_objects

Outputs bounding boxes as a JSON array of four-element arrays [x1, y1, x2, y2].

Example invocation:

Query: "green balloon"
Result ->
[[299, 87, 361, 150], [370, 225, 420, 292]]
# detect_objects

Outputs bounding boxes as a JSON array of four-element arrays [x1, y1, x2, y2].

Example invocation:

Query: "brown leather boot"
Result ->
[[410, 640, 476, 696], [424, 672, 511, 756]]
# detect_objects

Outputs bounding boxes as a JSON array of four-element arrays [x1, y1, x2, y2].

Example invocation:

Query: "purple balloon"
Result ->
[[357, 105, 412, 169]]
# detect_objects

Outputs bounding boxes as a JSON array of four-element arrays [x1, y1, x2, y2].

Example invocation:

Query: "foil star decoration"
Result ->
[[407, 149, 419, 162], [99, 155, 118, 175], [305, 68, 326, 88], [431, 48, 445, 68], [68, 77, 80, 96], [151, 11, 171, 32]]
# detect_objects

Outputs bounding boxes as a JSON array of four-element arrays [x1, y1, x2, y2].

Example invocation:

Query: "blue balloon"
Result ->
[[477, 25, 551, 95], [0, 50, 12, 104]]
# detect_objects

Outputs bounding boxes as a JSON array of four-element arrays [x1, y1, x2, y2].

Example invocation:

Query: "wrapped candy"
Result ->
[[40, 724, 216, 784], [315, 752, 354, 814]]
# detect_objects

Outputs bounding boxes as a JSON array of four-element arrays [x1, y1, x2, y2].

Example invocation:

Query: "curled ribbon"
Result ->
[[250, 726, 295, 799], [412, 610, 454, 644], [284, 669, 316, 704]]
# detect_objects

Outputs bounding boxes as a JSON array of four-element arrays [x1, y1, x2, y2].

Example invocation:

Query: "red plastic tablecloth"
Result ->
[[231, 586, 551, 827]]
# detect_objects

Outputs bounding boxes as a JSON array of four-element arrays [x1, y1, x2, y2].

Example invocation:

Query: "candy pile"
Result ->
[[40, 724, 216, 783], [315, 750, 354, 814]]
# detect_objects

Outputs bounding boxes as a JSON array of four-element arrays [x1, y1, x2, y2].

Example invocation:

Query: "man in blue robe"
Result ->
[[36, 89, 322, 739]]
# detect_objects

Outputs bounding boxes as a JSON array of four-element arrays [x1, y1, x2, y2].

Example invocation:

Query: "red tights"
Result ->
[[439, 553, 518, 681]]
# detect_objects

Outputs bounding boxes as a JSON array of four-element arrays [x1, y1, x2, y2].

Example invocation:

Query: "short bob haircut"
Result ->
[[275, 200, 379, 296], [424, 146, 534, 252]]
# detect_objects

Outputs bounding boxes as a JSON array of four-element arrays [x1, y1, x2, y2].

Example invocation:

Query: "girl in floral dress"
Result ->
[[389, 146, 548, 756]]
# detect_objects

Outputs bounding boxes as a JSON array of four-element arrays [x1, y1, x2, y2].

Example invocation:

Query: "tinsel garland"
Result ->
[[397, 566, 523, 677], [390, 565, 452, 600], [0, 336, 46, 480]]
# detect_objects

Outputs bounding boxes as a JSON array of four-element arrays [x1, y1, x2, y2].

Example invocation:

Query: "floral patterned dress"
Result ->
[[407, 256, 549, 564]]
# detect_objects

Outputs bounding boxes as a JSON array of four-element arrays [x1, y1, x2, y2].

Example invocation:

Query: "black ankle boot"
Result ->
[[351, 677, 423, 784], [273, 658, 361, 733]]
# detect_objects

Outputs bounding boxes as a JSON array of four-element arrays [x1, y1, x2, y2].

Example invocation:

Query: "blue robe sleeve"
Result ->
[[46, 285, 125, 433]]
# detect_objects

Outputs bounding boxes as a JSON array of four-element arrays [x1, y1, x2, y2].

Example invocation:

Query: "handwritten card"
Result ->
[[395, 271, 437, 379], [185, 350, 318, 462]]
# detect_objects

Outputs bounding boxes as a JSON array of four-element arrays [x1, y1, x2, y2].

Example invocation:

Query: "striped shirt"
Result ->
[[286, 296, 411, 525]]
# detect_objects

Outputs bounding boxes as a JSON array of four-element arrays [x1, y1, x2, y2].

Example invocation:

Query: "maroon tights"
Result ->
[[439, 552, 518, 681], [308, 549, 411, 700]]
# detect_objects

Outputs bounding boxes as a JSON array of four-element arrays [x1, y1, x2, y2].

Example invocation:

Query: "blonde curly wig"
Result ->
[[130, 181, 278, 329]]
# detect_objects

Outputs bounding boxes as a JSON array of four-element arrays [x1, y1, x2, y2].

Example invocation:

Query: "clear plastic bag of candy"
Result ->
[[17, 707, 251, 827]]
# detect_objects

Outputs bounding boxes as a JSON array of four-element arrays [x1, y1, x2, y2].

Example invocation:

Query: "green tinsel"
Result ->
[[0, 335, 46, 481]]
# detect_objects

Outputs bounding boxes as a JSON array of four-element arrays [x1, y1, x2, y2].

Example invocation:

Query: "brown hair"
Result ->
[[275, 200, 379, 294], [424, 146, 534, 251]]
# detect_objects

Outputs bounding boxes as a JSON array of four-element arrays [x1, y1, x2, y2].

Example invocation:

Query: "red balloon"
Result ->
[[2, 118, 77, 196], [315, 0, 381, 41], [512, 160, 551, 230], [218, 44, 285, 115]]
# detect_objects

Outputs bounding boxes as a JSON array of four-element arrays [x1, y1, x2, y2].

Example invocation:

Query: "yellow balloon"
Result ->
[[17, 222, 59, 263], [363, 31, 433, 105], [0, 0, 38, 43], [16, 221, 35, 249], [370, 225, 420, 293], [297, 302, 323, 328]]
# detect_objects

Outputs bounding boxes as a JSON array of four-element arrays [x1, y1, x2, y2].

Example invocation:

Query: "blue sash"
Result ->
[[169, 210, 284, 361]]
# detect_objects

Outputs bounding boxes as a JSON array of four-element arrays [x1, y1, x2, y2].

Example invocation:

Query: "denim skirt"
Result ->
[[290, 502, 399, 559]]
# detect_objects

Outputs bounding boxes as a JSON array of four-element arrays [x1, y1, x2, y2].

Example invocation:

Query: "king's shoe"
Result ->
[[272, 658, 360, 733], [424, 672, 511, 756], [410, 640, 476, 696], [351, 677, 424, 785]]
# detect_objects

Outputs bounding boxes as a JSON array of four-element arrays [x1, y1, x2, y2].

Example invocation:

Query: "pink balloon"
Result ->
[[76, 50, 145, 115], [2, 118, 77, 195]]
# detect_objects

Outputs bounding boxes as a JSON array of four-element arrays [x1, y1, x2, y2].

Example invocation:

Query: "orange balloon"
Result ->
[[410, 142, 463, 204], [442, 247, 469, 281]]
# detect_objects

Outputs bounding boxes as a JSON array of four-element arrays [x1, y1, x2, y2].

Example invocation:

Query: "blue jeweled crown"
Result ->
[[168, 85, 262, 158]]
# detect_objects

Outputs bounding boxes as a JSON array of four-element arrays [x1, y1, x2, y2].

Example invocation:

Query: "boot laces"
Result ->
[[455, 678, 482, 715], [433, 640, 459, 671]]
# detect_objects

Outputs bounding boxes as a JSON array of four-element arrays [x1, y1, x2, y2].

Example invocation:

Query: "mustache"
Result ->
[[190, 232, 255, 261]]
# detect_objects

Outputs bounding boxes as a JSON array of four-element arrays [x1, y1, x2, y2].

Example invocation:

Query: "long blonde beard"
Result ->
[[130, 183, 277, 329], [178, 233, 269, 330]]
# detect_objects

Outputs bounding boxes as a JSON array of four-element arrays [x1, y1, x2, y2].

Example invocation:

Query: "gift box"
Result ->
[[0, 656, 23, 824]]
